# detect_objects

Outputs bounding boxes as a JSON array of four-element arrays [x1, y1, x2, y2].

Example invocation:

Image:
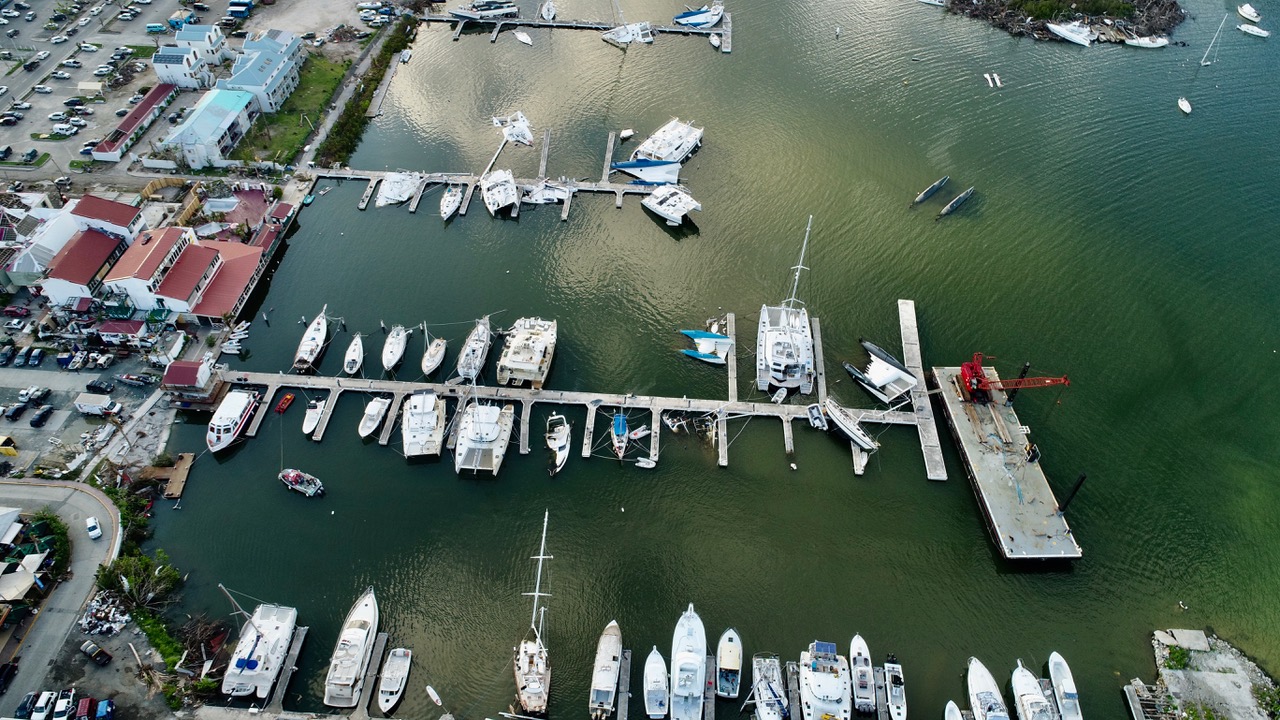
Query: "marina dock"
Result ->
[[350, 632, 390, 720], [933, 365, 1082, 560], [157, 452, 195, 499], [265, 626, 309, 714], [784, 661, 802, 720], [617, 649, 631, 720], [899, 299, 947, 481], [422, 13, 734, 53], [365, 60, 400, 118], [702, 655, 715, 720]]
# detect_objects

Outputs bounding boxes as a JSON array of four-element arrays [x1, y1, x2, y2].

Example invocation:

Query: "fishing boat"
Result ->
[[670, 604, 707, 720], [454, 402, 515, 474], [1124, 34, 1170, 47], [278, 468, 324, 497], [680, 330, 732, 365], [514, 30, 533, 45], [849, 635, 874, 715], [1047, 652, 1082, 720], [911, 175, 949, 205], [318, 186, 332, 196], [1046, 20, 1096, 46], [207, 390, 259, 452], [750, 653, 789, 720], [358, 396, 391, 439], [1238, 23, 1270, 36], [673, 1, 724, 27], [545, 413, 571, 476], [883, 656, 906, 720], [302, 398, 325, 435], [382, 325, 408, 372], [1201, 14, 1228, 65], [642, 185, 702, 226], [937, 186, 975, 218], [610, 412, 629, 459], [715, 629, 742, 699], [324, 587, 379, 708], [806, 404, 827, 430], [496, 317, 558, 388], [1178, 97, 1192, 114], [823, 399, 879, 451], [456, 316, 492, 381], [514, 512, 553, 715], [611, 158, 682, 184], [274, 393, 295, 413], [481, 169, 518, 216], [377, 648, 412, 714], [945, 701, 963, 720], [843, 339, 918, 405], [757, 217, 816, 395], [540, 0, 556, 19], [602, 21, 654, 46], [449, 0, 518, 19], [589, 621, 624, 719], [418, 337, 445, 376], [343, 334, 363, 375], [402, 390, 447, 458], [967, 657, 1010, 720], [631, 118, 704, 163], [709, 33, 721, 48], [218, 585, 298, 699], [440, 185, 464, 220], [1011, 660, 1052, 720], [644, 647, 669, 718], [293, 305, 328, 373], [1238, 2, 1261, 21], [797, 641, 850, 720]]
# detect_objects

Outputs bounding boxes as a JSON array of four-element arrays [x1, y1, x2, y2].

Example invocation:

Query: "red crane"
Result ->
[[958, 353, 1069, 404]]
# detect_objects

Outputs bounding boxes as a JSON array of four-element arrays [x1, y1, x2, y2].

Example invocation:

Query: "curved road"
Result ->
[[0, 480, 120, 705]]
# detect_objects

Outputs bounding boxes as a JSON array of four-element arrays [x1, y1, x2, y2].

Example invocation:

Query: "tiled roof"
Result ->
[[46, 229, 122, 285], [71, 195, 140, 228], [105, 227, 185, 282], [162, 360, 203, 387], [191, 241, 262, 318], [155, 244, 218, 301], [96, 320, 144, 335]]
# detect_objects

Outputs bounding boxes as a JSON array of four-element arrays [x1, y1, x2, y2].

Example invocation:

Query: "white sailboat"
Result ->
[[670, 604, 707, 720], [545, 413, 571, 476], [749, 653, 788, 720], [849, 635, 874, 715], [589, 621, 624, 720], [481, 169, 518, 215], [514, 30, 533, 45], [382, 325, 408, 371], [823, 399, 879, 451], [1047, 652, 1082, 720], [218, 585, 298, 700], [344, 334, 363, 375], [358, 396, 391, 438], [422, 336, 447, 376], [1202, 13, 1228, 65], [1178, 97, 1192, 114], [456, 316, 492, 381], [540, 0, 556, 20], [757, 217, 816, 395], [1238, 23, 1270, 36], [377, 648, 412, 714], [293, 304, 328, 373], [968, 657, 1011, 720], [514, 511, 553, 716], [402, 390, 447, 458], [715, 629, 742, 699], [302, 398, 325, 436], [1011, 660, 1053, 720], [797, 641, 850, 720], [644, 647, 669, 718], [324, 587, 379, 708], [440, 185, 464, 220]]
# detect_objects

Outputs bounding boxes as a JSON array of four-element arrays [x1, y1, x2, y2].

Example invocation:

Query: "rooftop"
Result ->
[[96, 319, 144, 335], [97, 84, 178, 155], [191, 241, 263, 318], [105, 227, 186, 282], [164, 89, 254, 145], [156, 244, 218, 301], [71, 195, 140, 229], [154, 48, 199, 66], [46, 230, 122, 286], [174, 24, 219, 42], [162, 360, 203, 387]]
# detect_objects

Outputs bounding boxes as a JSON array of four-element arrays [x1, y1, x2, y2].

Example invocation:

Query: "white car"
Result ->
[[50, 70, 70, 79], [0, 10, 18, 18], [33, 85, 52, 93], [68, 117, 86, 126], [48, 111, 67, 121], [50, 35, 68, 43], [77, 17, 90, 25], [34, 50, 49, 60], [79, 42, 99, 51], [31, 692, 56, 720], [91, 5, 103, 13], [92, 67, 112, 76], [85, 516, 102, 539], [51, 698, 72, 720], [0, 86, 7, 96]]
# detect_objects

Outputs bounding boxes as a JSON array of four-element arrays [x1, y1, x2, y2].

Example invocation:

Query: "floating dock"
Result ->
[[349, 631, 389, 720], [421, 12, 733, 53], [157, 452, 195, 499], [617, 649, 631, 720], [703, 655, 715, 720], [932, 365, 1082, 560], [784, 661, 802, 720], [265, 626, 308, 714]]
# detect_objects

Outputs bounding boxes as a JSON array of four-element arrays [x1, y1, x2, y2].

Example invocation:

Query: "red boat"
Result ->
[[275, 393, 296, 413]]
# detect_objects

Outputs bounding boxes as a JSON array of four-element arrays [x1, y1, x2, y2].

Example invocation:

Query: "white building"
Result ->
[[102, 226, 195, 310], [215, 29, 304, 113], [174, 24, 237, 66], [160, 89, 256, 169], [8, 195, 145, 289], [152, 47, 213, 89]]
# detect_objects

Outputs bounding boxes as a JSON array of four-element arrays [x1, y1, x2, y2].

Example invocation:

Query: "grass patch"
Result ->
[[231, 53, 348, 165], [30, 132, 78, 141], [134, 610, 184, 669], [126, 44, 160, 58], [1166, 646, 1191, 670], [0, 153, 50, 167], [69, 159, 97, 169]]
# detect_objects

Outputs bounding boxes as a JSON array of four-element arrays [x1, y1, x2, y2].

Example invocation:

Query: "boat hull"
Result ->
[[1048, 652, 1083, 720], [302, 400, 325, 435], [644, 646, 669, 718], [293, 305, 328, 373], [422, 338, 447, 376], [589, 621, 624, 719], [377, 648, 412, 714], [670, 604, 707, 720], [967, 657, 1010, 720], [222, 603, 298, 699], [344, 335, 363, 376], [849, 636, 874, 715], [382, 326, 408, 372], [358, 397, 391, 438], [715, 628, 742, 699]]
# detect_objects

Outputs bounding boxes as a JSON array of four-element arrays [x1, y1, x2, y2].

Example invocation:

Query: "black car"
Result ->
[[0, 346, 12, 366], [5, 29, 18, 38], [13, 691, 36, 718], [0, 662, 16, 694], [64, 98, 85, 107], [86, 379, 114, 394], [4, 404, 28, 421], [28, 387, 49, 404], [29, 405, 53, 427]]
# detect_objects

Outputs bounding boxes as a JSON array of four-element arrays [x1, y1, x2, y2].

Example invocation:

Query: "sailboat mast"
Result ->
[[1201, 13, 1227, 66], [218, 583, 263, 637], [524, 510, 553, 636], [783, 215, 813, 308]]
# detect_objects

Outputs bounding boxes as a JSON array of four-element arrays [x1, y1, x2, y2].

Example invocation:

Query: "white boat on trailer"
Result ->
[[377, 648, 412, 714], [757, 217, 816, 395], [642, 185, 702, 226], [344, 334, 363, 375], [514, 511, 553, 715], [589, 620, 624, 720], [293, 304, 328, 373], [324, 587, 379, 708], [644, 646, 669, 718], [842, 339, 918, 405]]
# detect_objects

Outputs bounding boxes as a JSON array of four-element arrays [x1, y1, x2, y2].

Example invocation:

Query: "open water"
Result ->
[[150, 0, 1280, 717]]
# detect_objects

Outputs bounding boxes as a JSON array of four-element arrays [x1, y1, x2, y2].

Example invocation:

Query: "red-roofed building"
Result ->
[[103, 227, 195, 310], [71, 195, 145, 238], [161, 355, 220, 402], [93, 84, 179, 163], [191, 241, 263, 318], [41, 229, 128, 307], [156, 244, 220, 311], [95, 319, 146, 343]]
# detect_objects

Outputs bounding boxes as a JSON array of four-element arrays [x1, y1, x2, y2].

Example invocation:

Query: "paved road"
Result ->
[[0, 481, 120, 703]]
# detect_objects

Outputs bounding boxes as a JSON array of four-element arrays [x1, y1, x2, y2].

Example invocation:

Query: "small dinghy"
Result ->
[[715, 628, 742, 699], [628, 425, 651, 440], [636, 457, 657, 469], [422, 336, 447, 376], [710, 33, 721, 48], [279, 468, 324, 497], [643, 646, 668, 718], [233, 320, 251, 333], [440, 185, 464, 220], [619, 128, 635, 141], [344, 334, 364, 375], [546, 413, 571, 476], [302, 398, 325, 436], [514, 30, 533, 45], [770, 388, 788, 404], [377, 648, 412, 714], [806, 403, 828, 430], [1238, 23, 1270, 36]]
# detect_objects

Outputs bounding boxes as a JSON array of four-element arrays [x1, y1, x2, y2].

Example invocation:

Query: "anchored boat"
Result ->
[[422, 336, 447, 376], [454, 402, 515, 474], [589, 621, 623, 719], [440, 185, 464, 220], [382, 325, 408, 371], [968, 657, 1010, 720], [278, 468, 324, 497], [670, 604, 707, 720], [514, 512, 553, 715], [402, 390, 447, 458], [1048, 652, 1082, 720], [884, 655, 906, 720], [358, 396, 391, 439], [456, 316, 493, 381], [293, 305, 328, 373], [302, 398, 325, 436], [937, 186, 975, 218], [324, 587, 379, 708], [644, 647, 669, 718], [912, 175, 949, 205], [715, 628, 742, 699], [344, 334, 363, 375], [377, 648, 412, 714]]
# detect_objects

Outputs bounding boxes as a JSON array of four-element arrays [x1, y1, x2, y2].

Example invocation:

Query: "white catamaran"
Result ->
[[514, 511, 553, 716], [218, 584, 298, 700], [757, 217, 816, 395]]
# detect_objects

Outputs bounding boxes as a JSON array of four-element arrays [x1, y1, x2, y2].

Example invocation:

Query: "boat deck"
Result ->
[[932, 366, 1082, 560], [421, 12, 733, 53]]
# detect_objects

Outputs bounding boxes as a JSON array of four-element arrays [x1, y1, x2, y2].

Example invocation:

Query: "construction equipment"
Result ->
[[958, 353, 1068, 404]]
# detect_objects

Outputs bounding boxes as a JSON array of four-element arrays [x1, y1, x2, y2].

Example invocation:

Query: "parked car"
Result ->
[[64, 97, 84, 106], [68, 117, 86, 127], [32, 85, 52, 93], [30, 692, 55, 720], [12, 347, 28, 365], [14, 691, 38, 719], [21, 148, 37, 162], [0, 10, 18, 18], [86, 379, 114, 394], [114, 107, 128, 116], [94, 701, 114, 720], [79, 42, 99, 51], [47, 111, 67, 121], [2, 111, 22, 120], [10, 101, 28, 110], [62, 59, 82, 67], [4, 29, 16, 37], [127, 93, 143, 103], [73, 698, 97, 720], [78, 146, 93, 155], [0, 146, 9, 160], [0, 346, 13, 366], [50, 71, 70, 79], [0, 661, 16, 693], [4, 404, 27, 421], [92, 67, 111, 76], [28, 348, 44, 366], [29, 404, 52, 427], [51, 691, 74, 720]]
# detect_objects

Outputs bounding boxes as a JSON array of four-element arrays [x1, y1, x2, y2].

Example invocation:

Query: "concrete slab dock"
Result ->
[[898, 299, 947, 481]]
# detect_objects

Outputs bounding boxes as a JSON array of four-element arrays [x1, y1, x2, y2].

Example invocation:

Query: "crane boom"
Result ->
[[959, 352, 1068, 404]]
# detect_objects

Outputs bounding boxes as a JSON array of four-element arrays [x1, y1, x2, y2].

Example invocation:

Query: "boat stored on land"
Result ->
[[1046, 20, 1096, 45], [938, 186, 975, 218], [673, 1, 723, 27], [402, 390, 446, 458], [670, 604, 707, 720], [849, 635, 874, 715], [968, 657, 1010, 720], [324, 587, 379, 708], [545, 413, 571, 476], [884, 656, 906, 720], [377, 648, 412, 714], [481, 170, 518, 216], [514, 511, 552, 715], [797, 641, 850, 720], [644, 646, 669, 718], [358, 396, 391, 439], [843, 339, 917, 404], [382, 325, 408, 371], [589, 621, 624, 719], [302, 398, 325, 435], [278, 468, 324, 497], [1011, 660, 1053, 720], [441, 185, 464, 219], [680, 330, 732, 365], [454, 402, 515, 474], [757, 217, 816, 395], [207, 390, 259, 452], [631, 118, 704, 163], [293, 305, 328, 373], [642, 185, 702, 226], [457, 316, 492, 381], [497, 317, 557, 388], [715, 628, 742, 699], [1048, 652, 1082, 720], [344, 334, 363, 375], [750, 653, 788, 720], [218, 586, 298, 699], [823, 399, 878, 451], [422, 337, 447, 376], [912, 175, 948, 204]]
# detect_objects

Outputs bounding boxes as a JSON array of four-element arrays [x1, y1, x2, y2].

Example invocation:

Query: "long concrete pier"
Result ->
[[422, 12, 734, 54], [899, 299, 947, 481]]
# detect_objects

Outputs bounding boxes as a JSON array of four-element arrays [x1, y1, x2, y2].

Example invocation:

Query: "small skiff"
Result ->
[[302, 399, 325, 435], [643, 646, 668, 718]]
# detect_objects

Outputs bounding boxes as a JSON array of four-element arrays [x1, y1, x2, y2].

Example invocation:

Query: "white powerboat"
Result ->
[[496, 317, 557, 388], [1124, 34, 1170, 47], [1178, 97, 1192, 115], [1046, 20, 1096, 46], [611, 158, 681, 184], [602, 21, 654, 46], [344, 334, 363, 375], [1011, 660, 1053, 720], [481, 169, 518, 216], [402, 390, 446, 458], [377, 648, 412, 714], [757, 217, 816, 395], [440, 185, 464, 219], [456, 316, 492, 381], [514, 30, 533, 45], [1048, 652, 1082, 720], [382, 325, 408, 371], [945, 700, 964, 720], [302, 398, 325, 436], [806, 404, 827, 431], [219, 586, 298, 699], [750, 653, 788, 720], [823, 399, 879, 451], [631, 118, 704, 163], [545, 413, 571, 476], [670, 604, 707, 720], [540, 0, 556, 19], [376, 172, 420, 207], [293, 304, 328, 373], [1238, 3, 1261, 21], [642, 185, 702, 226], [797, 641, 850, 720], [422, 336, 447, 376], [849, 635, 874, 714], [1239, 23, 1270, 36], [843, 339, 917, 404], [710, 33, 721, 48], [884, 656, 906, 720], [680, 330, 732, 365], [450, 0, 518, 19], [207, 390, 259, 452], [610, 411, 629, 459], [968, 657, 1011, 720], [589, 620, 624, 719], [673, 1, 723, 27], [715, 628, 742, 699], [644, 647, 669, 718], [358, 396, 391, 439], [279, 468, 324, 497], [514, 512, 552, 715], [324, 587, 379, 708], [454, 402, 515, 474], [523, 180, 573, 205]]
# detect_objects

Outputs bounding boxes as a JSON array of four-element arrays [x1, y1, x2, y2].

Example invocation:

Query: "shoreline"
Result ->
[[945, 0, 1187, 42]]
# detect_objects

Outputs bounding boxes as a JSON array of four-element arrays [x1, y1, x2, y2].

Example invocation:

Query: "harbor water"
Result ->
[[151, 0, 1280, 717]]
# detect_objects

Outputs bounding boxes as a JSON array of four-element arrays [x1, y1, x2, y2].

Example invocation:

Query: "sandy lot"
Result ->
[[243, 0, 379, 63]]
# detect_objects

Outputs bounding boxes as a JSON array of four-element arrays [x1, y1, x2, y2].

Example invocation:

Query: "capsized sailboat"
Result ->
[[680, 330, 732, 365], [514, 511, 553, 715]]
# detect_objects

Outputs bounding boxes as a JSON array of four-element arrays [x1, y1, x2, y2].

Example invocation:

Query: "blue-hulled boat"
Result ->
[[611, 412, 628, 459], [611, 158, 682, 184], [679, 330, 732, 365], [673, 1, 724, 27]]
